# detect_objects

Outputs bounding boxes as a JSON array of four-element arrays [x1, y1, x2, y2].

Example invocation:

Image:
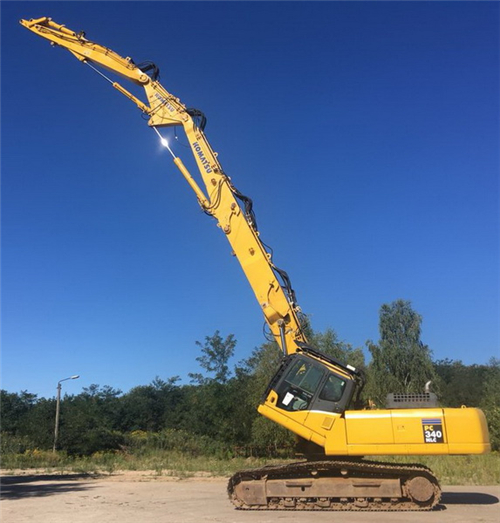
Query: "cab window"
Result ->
[[278, 359, 324, 412], [286, 360, 324, 394], [319, 373, 346, 402]]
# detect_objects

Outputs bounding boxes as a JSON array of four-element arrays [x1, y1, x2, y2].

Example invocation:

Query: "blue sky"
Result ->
[[2, 1, 499, 399]]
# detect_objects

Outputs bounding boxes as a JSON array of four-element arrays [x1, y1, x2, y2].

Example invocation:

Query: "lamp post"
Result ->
[[53, 375, 80, 453]]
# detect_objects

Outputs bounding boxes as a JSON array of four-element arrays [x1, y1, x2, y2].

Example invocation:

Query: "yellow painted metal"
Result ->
[[20, 16, 307, 354], [20, 18, 149, 84], [172, 157, 210, 209], [259, 394, 491, 456], [444, 406, 491, 454]]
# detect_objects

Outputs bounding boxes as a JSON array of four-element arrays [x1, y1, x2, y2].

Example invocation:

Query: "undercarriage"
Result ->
[[228, 458, 441, 511]]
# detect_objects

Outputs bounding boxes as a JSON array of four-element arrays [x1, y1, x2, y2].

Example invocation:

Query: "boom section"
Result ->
[[20, 17, 307, 354]]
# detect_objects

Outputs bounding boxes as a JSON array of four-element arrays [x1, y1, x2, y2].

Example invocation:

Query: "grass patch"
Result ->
[[374, 453, 500, 486], [2, 449, 498, 485], [0, 449, 289, 479]]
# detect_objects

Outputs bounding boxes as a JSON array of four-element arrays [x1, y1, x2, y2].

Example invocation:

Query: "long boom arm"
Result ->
[[20, 17, 307, 354]]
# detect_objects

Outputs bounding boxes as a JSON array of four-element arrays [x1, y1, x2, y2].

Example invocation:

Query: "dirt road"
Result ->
[[1, 472, 499, 523]]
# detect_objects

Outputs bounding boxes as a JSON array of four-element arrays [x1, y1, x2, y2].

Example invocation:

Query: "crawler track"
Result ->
[[228, 459, 441, 511]]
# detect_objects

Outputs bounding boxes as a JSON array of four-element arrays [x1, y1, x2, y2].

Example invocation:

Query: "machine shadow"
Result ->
[[0, 474, 99, 500], [441, 491, 499, 506]]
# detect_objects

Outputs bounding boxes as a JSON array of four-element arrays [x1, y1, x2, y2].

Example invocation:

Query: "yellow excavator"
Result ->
[[21, 17, 490, 511]]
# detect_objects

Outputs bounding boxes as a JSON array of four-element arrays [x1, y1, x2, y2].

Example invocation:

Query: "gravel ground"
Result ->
[[1, 471, 499, 523]]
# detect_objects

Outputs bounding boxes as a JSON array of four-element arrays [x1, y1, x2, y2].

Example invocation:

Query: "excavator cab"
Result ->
[[266, 352, 356, 415], [257, 345, 364, 457], [258, 345, 363, 436]]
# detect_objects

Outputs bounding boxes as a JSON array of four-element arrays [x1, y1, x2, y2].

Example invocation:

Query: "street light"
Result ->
[[53, 375, 80, 453]]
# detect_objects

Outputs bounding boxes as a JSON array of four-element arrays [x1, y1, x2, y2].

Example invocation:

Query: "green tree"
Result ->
[[117, 376, 182, 432], [480, 358, 500, 451], [182, 331, 254, 447], [57, 384, 124, 454], [189, 331, 236, 384], [434, 357, 500, 451], [310, 328, 365, 370], [242, 341, 282, 403], [434, 359, 488, 407], [0, 390, 38, 434], [366, 300, 437, 405]]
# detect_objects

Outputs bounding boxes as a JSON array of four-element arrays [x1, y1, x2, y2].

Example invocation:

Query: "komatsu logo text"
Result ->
[[154, 93, 175, 113], [192, 142, 213, 173]]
